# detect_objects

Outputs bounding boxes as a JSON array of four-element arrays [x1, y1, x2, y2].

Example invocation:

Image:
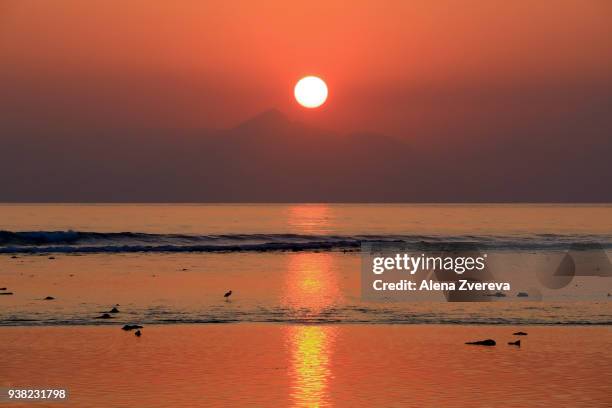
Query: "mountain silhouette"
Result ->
[[200, 109, 413, 201], [1, 108, 610, 202], [231, 108, 291, 132]]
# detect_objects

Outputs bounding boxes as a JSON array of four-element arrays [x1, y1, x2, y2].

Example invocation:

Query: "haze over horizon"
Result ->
[[2, 107, 610, 202], [1, 1, 611, 202]]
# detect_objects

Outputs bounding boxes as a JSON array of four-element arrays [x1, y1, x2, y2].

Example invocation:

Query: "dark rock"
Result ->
[[10, 255, 18, 259], [465, 339, 496, 346], [135, 330, 142, 337], [513, 331, 528, 336], [122, 324, 143, 331], [109, 307, 120, 313], [517, 292, 529, 297], [0, 287, 6, 290], [0, 292, 14, 295], [508, 340, 521, 346], [96, 313, 113, 319], [48, 256, 55, 260], [44, 296, 55, 300]]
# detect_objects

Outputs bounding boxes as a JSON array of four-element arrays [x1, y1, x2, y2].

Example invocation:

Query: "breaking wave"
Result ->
[[1, 230, 611, 254]]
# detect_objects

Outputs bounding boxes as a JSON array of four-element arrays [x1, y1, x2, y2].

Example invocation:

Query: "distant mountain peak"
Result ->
[[233, 108, 291, 131], [255, 108, 287, 121]]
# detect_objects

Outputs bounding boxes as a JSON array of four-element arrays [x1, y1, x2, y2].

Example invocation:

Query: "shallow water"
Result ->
[[0, 325, 610, 407], [1, 204, 611, 325], [0, 252, 610, 325]]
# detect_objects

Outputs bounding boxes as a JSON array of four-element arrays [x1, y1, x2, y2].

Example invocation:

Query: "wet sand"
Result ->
[[0, 324, 610, 407]]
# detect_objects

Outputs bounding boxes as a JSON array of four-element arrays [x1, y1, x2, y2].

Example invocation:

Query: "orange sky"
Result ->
[[1, 0, 611, 138]]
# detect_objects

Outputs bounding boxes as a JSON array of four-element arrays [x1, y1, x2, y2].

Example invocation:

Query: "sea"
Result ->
[[1, 204, 611, 326]]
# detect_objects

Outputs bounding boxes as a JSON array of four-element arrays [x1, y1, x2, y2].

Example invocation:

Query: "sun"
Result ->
[[294, 76, 328, 108]]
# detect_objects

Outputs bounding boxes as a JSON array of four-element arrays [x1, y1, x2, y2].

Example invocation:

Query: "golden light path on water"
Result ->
[[282, 252, 344, 314], [287, 326, 337, 407], [287, 204, 332, 235], [283, 204, 344, 315], [283, 252, 339, 406], [285, 204, 338, 407]]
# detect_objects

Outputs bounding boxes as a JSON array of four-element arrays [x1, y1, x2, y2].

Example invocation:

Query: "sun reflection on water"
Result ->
[[282, 205, 344, 317], [284, 204, 339, 406], [282, 253, 343, 316], [287, 204, 332, 235], [287, 325, 336, 408]]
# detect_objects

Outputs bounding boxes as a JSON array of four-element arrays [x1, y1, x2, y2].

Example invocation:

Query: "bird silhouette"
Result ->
[[224, 290, 232, 301]]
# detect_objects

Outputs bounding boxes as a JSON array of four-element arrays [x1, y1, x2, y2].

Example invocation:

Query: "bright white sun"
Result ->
[[294, 76, 328, 108]]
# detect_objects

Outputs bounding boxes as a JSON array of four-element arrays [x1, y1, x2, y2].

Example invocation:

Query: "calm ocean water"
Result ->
[[2, 325, 610, 407], [1, 204, 611, 325]]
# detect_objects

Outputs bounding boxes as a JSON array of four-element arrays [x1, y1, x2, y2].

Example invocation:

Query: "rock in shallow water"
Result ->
[[122, 324, 143, 331], [465, 339, 496, 346]]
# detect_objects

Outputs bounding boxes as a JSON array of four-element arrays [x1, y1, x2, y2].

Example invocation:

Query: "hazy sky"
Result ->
[[2, 1, 611, 132], [1, 1, 611, 201]]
